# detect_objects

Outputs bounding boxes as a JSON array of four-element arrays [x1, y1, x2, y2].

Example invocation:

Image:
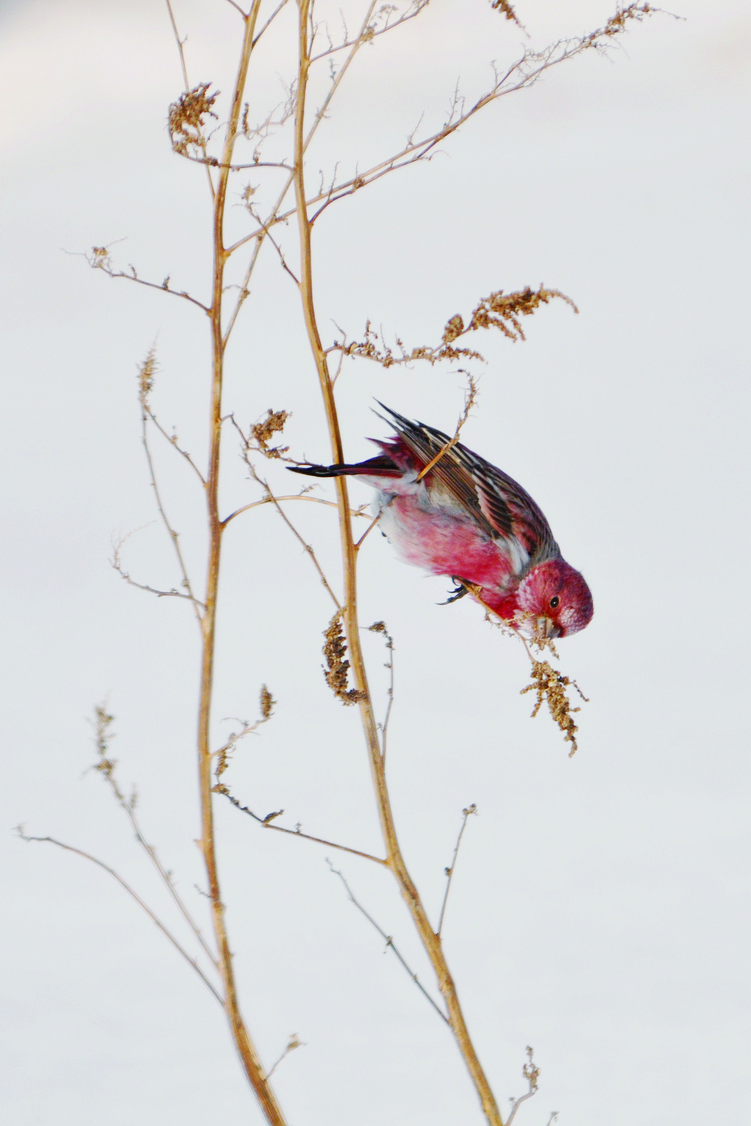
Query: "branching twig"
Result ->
[[437, 805, 478, 937], [367, 622, 395, 760], [88, 703, 218, 969], [145, 405, 206, 486], [416, 375, 478, 481], [217, 788, 387, 865], [111, 530, 206, 610], [327, 860, 449, 1024], [137, 349, 203, 626], [505, 1046, 541, 1126], [264, 1034, 305, 1081], [87, 248, 210, 312], [16, 828, 223, 1005]]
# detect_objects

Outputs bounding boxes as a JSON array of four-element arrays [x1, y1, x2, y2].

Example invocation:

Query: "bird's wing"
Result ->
[[375, 403, 560, 570]]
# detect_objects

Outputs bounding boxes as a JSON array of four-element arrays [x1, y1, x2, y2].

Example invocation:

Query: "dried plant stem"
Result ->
[[219, 790, 388, 865], [437, 805, 477, 937], [293, 6, 502, 1123], [19, 831, 223, 1004], [328, 860, 450, 1025], [197, 6, 287, 1123]]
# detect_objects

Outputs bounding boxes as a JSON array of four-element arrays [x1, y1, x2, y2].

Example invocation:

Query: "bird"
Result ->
[[289, 403, 593, 638]]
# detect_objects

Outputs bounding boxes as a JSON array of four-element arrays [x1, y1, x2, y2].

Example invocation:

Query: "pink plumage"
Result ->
[[290, 404, 593, 638]]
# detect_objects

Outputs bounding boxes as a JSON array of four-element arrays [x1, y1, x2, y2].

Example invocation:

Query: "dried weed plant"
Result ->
[[22, 3, 667, 1125]]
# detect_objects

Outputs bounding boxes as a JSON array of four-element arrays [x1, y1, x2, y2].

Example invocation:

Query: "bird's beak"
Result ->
[[536, 616, 562, 640]]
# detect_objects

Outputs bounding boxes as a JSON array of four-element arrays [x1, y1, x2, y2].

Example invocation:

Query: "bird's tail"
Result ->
[[288, 453, 402, 479]]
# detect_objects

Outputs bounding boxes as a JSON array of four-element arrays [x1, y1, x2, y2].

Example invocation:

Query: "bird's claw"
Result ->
[[440, 577, 471, 605]]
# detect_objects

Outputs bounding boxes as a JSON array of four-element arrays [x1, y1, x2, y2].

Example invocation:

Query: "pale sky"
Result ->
[[2, 2, 750, 1124]]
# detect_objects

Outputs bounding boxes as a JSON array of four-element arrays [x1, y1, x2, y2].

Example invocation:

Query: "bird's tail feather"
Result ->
[[288, 454, 401, 479]]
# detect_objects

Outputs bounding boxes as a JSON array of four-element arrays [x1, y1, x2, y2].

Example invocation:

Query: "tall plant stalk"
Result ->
[[196, 5, 288, 1123], [292, 3, 502, 1121]]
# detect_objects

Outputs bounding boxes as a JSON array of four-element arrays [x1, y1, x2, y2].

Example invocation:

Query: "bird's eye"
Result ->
[[550, 595, 560, 609]]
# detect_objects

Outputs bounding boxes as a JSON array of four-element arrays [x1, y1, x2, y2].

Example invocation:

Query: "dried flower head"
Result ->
[[168, 83, 219, 156], [260, 684, 275, 719], [323, 613, 366, 706], [521, 660, 587, 756], [251, 409, 290, 458], [138, 346, 158, 405], [468, 285, 578, 343], [491, 1, 521, 27]]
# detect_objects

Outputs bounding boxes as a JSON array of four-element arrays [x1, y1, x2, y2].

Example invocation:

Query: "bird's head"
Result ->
[[516, 558, 593, 639]]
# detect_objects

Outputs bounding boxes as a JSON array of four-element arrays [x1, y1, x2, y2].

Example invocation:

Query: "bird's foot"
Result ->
[[440, 577, 472, 605]]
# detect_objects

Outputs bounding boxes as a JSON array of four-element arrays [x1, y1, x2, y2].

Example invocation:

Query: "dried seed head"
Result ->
[[251, 409, 290, 458], [138, 346, 158, 405], [521, 660, 586, 756], [323, 613, 366, 706], [168, 83, 219, 156], [260, 684, 275, 719]]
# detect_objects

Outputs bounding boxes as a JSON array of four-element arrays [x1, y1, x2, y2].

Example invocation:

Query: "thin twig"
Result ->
[[88, 254, 210, 312], [222, 493, 352, 528], [367, 622, 395, 761], [327, 861, 449, 1023], [231, 4, 661, 255], [264, 1034, 304, 1081], [90, 705, 218, 969], [505, 1047, 541, 1126], [245, 464, 342, 610], [222, 0, 383, 346], [253, 0, 290, 48], [17, 830, 223, 1004], [218, 790, 387, 865], [141, 407, 204, 626], [310, 1, 429, 63], [145, 406, 206, 485], [416, 377, 477, 481], [437, 805, 477, 937]]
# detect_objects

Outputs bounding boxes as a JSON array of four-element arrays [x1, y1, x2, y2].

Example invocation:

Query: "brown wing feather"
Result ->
[[375, 403, 559, 567]]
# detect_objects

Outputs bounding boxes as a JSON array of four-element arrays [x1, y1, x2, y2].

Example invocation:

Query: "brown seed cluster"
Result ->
[[467, 285, 578, 343], [138, 347, 157, 405], [521, 660, 584, 756], [323, 613, 366, 706], [490, 0, 521, 26], [250, 409, 290, 458], [260, 684, 275, 719], [168, 83, 219, 156]]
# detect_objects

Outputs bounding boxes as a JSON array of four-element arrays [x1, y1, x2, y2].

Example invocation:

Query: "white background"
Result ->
[[1, 1, 749, 1124]]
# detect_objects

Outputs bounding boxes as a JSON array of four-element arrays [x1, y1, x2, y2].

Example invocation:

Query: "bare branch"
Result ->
[[111, 540, 206, 608], [217, 789, 388, 865], [222, 492, 350, 527], [136, 347, 203, 625], [505, 1046, 541, 1126], [367, 621, 395, 761], [230, 2, 661, 251], [264, 1034, 305, 1082], [327, 861, 449, 1024], [17, 828, 223, 1005], [310, 1, 431, 63], [437, 805, 478, 937], [244, 461, 343, 610], [86, 247, 210, 312], [145, 406, 206, 486], [253, 0, 290, 48], [88, 704, 218, 969], [165, 0, 190, 90]]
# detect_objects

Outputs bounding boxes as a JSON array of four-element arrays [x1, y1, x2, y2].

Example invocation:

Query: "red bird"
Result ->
[[290, 404, 593, 638]]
